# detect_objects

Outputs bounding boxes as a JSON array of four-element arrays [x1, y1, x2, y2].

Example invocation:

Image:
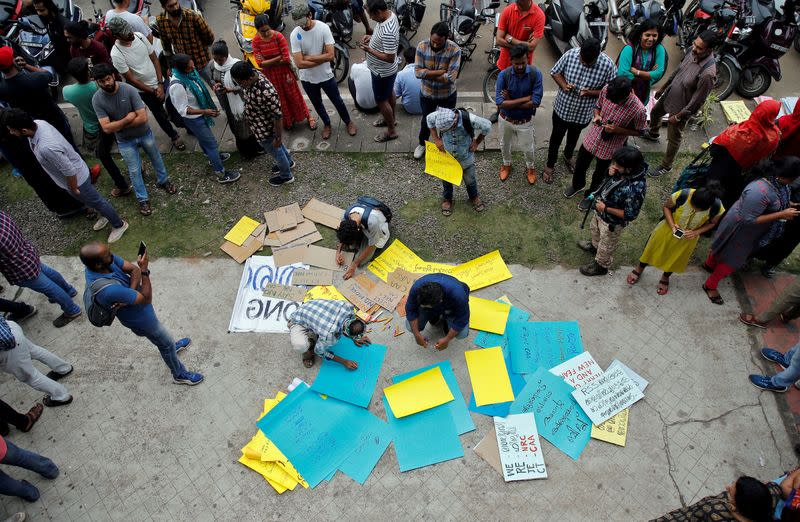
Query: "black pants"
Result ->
[[707, 144, 744, 210], [419, 92, 458, 146], [753, 216, 800, 268], [547, 111, 587, 168], [0, 399, 28, 436], [572, 145, 612, 196], [302, 77, 352, 126], [94, 131, 129, 191], [0, 298, 33, 318], [140, 90, 179, 141]]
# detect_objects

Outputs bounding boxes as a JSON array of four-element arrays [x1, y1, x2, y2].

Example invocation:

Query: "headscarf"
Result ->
[[172, 65, 217, 127], [775, 102, 800, 159], [212, 55, 244, 119], [629, 44, 656, 103], [107, 17, 133, 39], [713, 100, 781, 169], [433, 107, 457, 131]]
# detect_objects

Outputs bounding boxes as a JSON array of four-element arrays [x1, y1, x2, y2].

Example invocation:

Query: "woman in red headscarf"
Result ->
[[707, 100, 782, 209], [775, 101, 800, 159]]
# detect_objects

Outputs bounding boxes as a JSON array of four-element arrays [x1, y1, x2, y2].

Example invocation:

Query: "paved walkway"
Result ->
[[0, 257, 795, 521]]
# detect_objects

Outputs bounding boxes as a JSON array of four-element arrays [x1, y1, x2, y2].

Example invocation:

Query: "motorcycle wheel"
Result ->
[[482, 66, 499, 103], [734, 67, 771, 99], [333, 47, 349, 84], [269, 0, 286, 32], [712, 56, 739, 101], [611, 0, 631, 36]]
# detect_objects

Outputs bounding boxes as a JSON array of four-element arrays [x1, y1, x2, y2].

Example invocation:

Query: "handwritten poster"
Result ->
[[494, 414, 547, 481], [368, 240, 424, 281], [386, 268, 420, 293], [509, 367, 591, 461], [304, 285, 348, 302], [228, 256, 304, 333], [337, 278, 378, 311], [591, 408, 629, 447], [450, 250, 513, 291], [261, 283, 307, 303], [337, 412, 392, 484], [425, 141, 463, 185], [310, 338, 387, 408], [367, 278, 405, 312], [720, 100, 751, 123], [572, 367, 644, 426], [291, 268, 334, 286], [508, 321, 584, 375], [548, 352, 603, 390], [607, 359, 648, 392]]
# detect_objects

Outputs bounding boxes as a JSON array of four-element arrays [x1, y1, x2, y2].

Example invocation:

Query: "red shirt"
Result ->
[[69, 40, 112, 66], [497, 3, 546, 70], [0, 436, 6, 462]]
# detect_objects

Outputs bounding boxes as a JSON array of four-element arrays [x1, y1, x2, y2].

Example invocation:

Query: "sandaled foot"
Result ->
[[563, 155, 576, 174], [374, 133, 398, 143], [322, 125, 332, 140], [346, 121, 357, 136], [84, 208, 97, 220], [110, 186, 132, 197], [139, 201, 153, 216], [657, 277, 670, 295], [739, 313, 768, 329], [302, 350, 315, 368], [308, 116, 318, 130], [702, 284, 724, 305], [157, 182, 177, 195], [627, 269, 643, 285], [372, 118, 388, 127], [21, 402, 43, 432], [542, 166, 554, 184], [172, 137, 186, 151], [441, 199, 453, 216], [471, 197, 486, 212]]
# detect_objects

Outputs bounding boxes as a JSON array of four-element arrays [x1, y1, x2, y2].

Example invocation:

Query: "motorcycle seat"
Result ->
[[699, 0, 723, 13], [562, 0, 583, 26]]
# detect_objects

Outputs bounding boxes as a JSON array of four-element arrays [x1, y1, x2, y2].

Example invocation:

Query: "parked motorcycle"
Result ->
[[232, 0, 285, 69], [392, 0, 426, 54], [540, 0, 609, 56], [308, 0, 353, 83], [679, 0, 772, 51], [608, 0, 683, 40], [440, 0, 500, 75]]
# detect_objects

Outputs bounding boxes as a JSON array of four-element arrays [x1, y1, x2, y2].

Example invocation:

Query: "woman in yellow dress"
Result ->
[[627, 186, 724, 295]]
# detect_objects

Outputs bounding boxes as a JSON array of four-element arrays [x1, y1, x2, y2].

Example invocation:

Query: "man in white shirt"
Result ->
[[290, 4, 356, 140], [335, 197, 391, 280], [349, 62, 377, 113], [105, 0, 154, 43], [108, 17, 185, 150]]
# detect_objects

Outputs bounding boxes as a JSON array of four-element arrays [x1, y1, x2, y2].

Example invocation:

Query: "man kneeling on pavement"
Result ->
[[287, 299, 370, 368], [405, 274, 470, 351]]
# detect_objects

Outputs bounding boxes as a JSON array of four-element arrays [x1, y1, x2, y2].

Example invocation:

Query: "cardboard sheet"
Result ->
[[386, 268, 420, 293], [306, 245, 353, 271], [265, 203, 303, 232], [224, 216, 261, 246], [468, 297, 511, 334], [337, 278, 378, 311], [383, 366, 454, 418], [275, 220, 320, 245], [310, 338, 387, 408], [261, 283, 307, 303], [220, 224, 266, 263], [291, 268, 334, 286], [474, 432, 503, 475], [302, 198, 345, 229], [367, 278, 405, 312], [464, 347, 515, 406], [273, 245, 308, 267]]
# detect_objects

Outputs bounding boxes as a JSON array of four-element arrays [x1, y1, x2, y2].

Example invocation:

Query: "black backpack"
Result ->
[[458, 108, 474, 138], [346, 196, 393, 230], [672, 188, 722, 219], [83, 278, 122, 327]]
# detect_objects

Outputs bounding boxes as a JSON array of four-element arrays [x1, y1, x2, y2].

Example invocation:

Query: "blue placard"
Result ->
[[310, 337, 388, 408], [508, 321, 584, 374], [338, 414, 392, 484]]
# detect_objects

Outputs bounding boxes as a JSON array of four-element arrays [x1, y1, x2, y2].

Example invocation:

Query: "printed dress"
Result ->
[[252, 31, 309, 129]]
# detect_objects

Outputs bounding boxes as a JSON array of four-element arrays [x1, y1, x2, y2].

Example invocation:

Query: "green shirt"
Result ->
[[62, 82, 100, 134]]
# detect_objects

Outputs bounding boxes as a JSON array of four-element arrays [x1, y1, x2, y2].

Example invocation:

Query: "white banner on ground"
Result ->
[[228, 256, 306, 333]]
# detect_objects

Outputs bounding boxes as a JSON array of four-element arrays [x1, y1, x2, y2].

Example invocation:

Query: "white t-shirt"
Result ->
[[111, 32, 158, 90], [105, 9, 152, 37], [350, 62, 376, 110], [289, 21, 334, 84], [349, 206, 390, 248]]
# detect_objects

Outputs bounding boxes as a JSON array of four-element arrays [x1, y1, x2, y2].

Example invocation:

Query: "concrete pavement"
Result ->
[[0, 256, 796, 520]]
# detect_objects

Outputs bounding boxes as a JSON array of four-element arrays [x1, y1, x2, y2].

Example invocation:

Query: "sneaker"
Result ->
[[579, 261, 608, 276], [269, 175, 295, 187], [107, 221, 129, 244], [649, 166, 671, 178], [577, 198, 592, 212], [577, 240, 597, 255], [761, 348, 789, 369], [271, 160, 297, 172], [413, 144, 425, 159], [217, 170, 241, 184], [8, 305, 37, 322], [175, 337, 192, 354], [68, 288, 78, 298], [92, 217, 109, 231], [53, 311, 81, 328], [563, 185, 584, 199], [748, 374, 788, 392], [209, 153, 231, 167], [174, 371, 204, 386], [640, 131, 660, 142]]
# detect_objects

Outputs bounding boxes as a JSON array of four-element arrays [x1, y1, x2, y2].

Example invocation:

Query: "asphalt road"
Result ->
[[78, 0, 800, 99]]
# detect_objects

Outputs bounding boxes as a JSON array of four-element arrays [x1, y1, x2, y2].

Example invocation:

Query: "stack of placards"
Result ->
[[264, 202, 325, 253]]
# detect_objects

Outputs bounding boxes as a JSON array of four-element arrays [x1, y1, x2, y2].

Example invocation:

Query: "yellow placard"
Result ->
[[464, 347, 515, 406], [424, 141, 463, 186], [451, 250, 513, 291], [590, 408, 629, 446], [238, 455, 290, 494], [383, 366, 454, 418], [224, 216, 260, 246], [368, 239, 425, 281], [304, 285, 348, 302], [409, 261, 455, 275], [468, 296, 511, 334], [720, 100, 751, 124]]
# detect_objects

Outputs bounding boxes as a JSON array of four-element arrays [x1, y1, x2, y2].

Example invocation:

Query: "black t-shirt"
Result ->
[[0, 70, 64, 124]]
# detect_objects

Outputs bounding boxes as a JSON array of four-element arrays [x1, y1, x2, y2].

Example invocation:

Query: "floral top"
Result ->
[[596, 168, 648, 226], [240, 73, 283, 142]]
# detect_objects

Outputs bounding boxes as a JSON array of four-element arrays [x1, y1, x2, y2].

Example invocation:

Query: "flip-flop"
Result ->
[[627, 268, 643, 285], [322, 125, 332, 140], [111, 186, 133, 197], [374, 133, 398, 143], [471, 199, 486, 212], [702, 284, 724, 305], [302, 350, 315, 368], [372, 118, 388, 127], [657, 277, 670, 295], [308, 116, 318, 130], [441, 200, 453, 216]]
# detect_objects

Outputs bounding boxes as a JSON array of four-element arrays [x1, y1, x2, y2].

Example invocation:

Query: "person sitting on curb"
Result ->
[[741, 277, 800, 329], [427, 107, 490, 216], [577, 146, 647, 276], [394, 46, 422, 115], [287, 299, 370, 369], [336, 196, 392, 280], [405, 274, 470, 351], [79, 242, 203, 386]]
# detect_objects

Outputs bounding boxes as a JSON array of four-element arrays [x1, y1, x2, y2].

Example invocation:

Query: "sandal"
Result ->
[[372, 118, 388, 128], [322, 125, 332, 140], [627, 268, 643, 285], [374, 133, 398, 143], [172, 137, 186, 151], [702, 284, 724, 305], [542, 166, 554, 184], [739, 313, 768, 329], [308, 116, 318, 131], [657, 277, 670, 296], [157, 182, 177, 195], [441, 199, 453, 216], [302, 350, 315, 368], [84, 208, 97, 220], [111, 186, 133, 197], [139, 201, 153, 216], [346, 121, 357, 136], [471, 197, 486, 213], [21, 403, 43, 432]]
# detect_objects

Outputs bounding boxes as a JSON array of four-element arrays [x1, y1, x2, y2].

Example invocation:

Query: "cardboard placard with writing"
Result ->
[[367, 279, 405, 312], [302, 198, 345, 229], [337, 278, 377, 311], [262, 283, 308, 302], [291, 268, 334, 287], [354, 274, 377, 292], [305, 245, 353, 272], [220, 224, 266, 263], [386, 268, 421, 293], [273, 245, 308, 267]]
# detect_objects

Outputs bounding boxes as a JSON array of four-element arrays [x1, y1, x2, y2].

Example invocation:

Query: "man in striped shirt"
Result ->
[[358, 0, 400, 143]]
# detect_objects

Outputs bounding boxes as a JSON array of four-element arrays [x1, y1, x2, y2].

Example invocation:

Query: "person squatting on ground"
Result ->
[[287, 299, 370, 369], [336, 196, 392, 280], [405, 274, 470, 351]]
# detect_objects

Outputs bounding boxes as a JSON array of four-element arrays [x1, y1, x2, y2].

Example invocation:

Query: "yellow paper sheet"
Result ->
[[424, 141, 463, 185], [468, 296, 511, 334], [238, 455, 290, 494], [368, 239, 424, 281], [224, 216, 260, 246], [464, 347, 515, 406], [720, 100, 751, 124], [451, 250, 513, 291], [304, 285, 348, 302], [383, 366, 454, 418], [590, 408, 629, 446]]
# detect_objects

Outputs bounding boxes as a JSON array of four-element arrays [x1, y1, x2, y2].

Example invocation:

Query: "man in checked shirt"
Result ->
[[156, 0, 215, 85], [287, 299, 371, 369]]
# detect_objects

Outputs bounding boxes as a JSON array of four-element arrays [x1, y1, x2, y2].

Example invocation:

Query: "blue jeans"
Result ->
[[301, 77, 351, 126], [442, 163, 478, 201], [18, 263, 80, 315], [182, 116, 224, 173], [130, 319, 187, 378], [74, 180, 124, 228], [117, 129, 170, 202], [260, 139, 294, 180], [0, 439, 59, 501], [772, 345, 800, 387], [404, 310, 468, 339]]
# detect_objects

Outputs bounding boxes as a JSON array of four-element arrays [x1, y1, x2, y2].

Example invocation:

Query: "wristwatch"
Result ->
[[506, 35, 514, 44], [141, 269, 151, 276]]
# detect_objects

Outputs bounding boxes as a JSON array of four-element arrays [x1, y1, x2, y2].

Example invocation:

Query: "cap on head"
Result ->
[[0, 46, 14, 69], [108, 16, 133, 38]]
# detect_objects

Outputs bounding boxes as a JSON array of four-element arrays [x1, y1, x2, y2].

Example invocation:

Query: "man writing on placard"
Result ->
[[336, 196, 392, 280], [287, 299, 370, 369], [405, 273, 470, 351]]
